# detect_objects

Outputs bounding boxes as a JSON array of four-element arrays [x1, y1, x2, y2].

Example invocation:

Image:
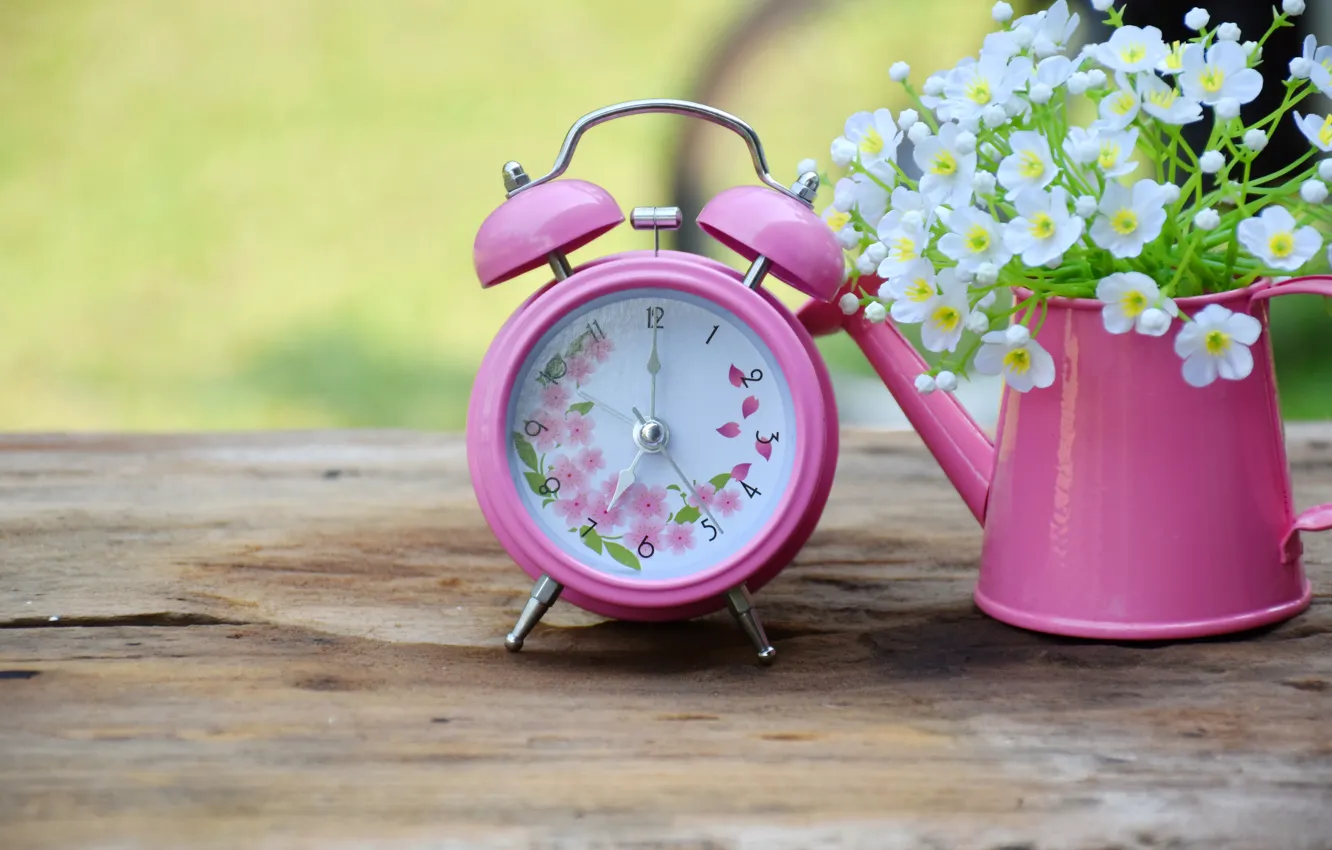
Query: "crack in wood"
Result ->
[[0, 612, 249, 629]]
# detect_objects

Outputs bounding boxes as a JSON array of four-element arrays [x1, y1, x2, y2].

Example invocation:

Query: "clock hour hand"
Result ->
[[576, 390, 634, 425], [607, 450, 645, 510]]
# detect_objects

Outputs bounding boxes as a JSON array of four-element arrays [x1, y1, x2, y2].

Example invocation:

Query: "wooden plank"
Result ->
[[2, 427, 1331, 849]]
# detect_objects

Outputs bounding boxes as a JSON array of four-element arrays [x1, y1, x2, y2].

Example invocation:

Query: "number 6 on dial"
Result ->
[[467, 99, 844, 663]]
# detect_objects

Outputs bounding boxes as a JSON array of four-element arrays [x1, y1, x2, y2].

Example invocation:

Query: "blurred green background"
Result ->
[[0, 0, 1327, 432]]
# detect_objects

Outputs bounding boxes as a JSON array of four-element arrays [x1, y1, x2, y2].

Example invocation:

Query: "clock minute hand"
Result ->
[[647, 324, 660, 419]]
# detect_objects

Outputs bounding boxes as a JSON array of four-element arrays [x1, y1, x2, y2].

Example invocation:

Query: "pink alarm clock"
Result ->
[[467, 99, 843, 662]]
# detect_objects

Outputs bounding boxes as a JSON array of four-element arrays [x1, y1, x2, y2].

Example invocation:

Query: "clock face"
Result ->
[[506, 287, 796, 582]]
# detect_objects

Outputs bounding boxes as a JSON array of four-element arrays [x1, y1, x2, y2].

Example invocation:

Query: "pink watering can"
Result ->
[[800, 275, 1332, 640]]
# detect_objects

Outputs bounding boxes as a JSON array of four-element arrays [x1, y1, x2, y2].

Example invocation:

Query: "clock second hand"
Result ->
[[576, 390, 634, 425], [631, 406, 723, 534]]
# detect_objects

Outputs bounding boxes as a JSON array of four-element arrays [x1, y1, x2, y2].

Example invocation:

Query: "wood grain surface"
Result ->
[[2, 427, 1331, 850]]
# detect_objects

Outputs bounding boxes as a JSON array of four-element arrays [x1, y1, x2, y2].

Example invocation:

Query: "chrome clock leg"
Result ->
[[505, 574, 563, 652], [724, 584, 776, 664]]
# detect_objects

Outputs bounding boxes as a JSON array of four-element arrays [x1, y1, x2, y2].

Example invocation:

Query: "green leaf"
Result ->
[[523, 471, 548, 495], [708, 473, 731, 491], [580, 527, 603, 554], [567, 401, 594, 416], [541, 498, 555, 508], [1324, 296, 1332, 317], [604, 541, 641, 571], [512, 433, 540, 472], [666, 484, 681, 491], [673, 505, 701, 524]]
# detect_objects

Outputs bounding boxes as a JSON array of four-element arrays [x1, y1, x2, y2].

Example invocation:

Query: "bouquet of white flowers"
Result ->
[[815, 0, 1329, 393]]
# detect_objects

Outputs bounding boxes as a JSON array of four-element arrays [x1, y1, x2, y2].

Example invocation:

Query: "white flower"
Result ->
[[889, 61, 911, 82], [1161, 182, 1181, 203], [978, 291, 997, 309], [1090, 179, 1170, 258], [1174, 304, 1262, 387], [1284, 0, 1306, 14], [997, 130, 1058, 201], [974, 327, 1056, 392], [1137, 73, 1204, 124], [1243, 41, 1260, 60], [1029, 83, 1053, 105], [1085, 69, 1108, 88], [838, 293, 860, 315], [1004, 186, 1084, 267], [1095, 271, 1180, 336], [1021, 0, 1080, 58], [1095, 26, 1168, 74], [830, 137, 856, 168], [796, 158, 817, 177], [981, 104, 1008, 128], [938, 51, 1033, 123], [881, 261, 939, 323], [913, 122, 977, 208], [1244, 129, 1268, 152], [1180, 41, 1263, 105], [836, 226, 860, 249], [954, 131, 978, 155], [898, 108, 919, 131], [992, 1, 1013, 22], [1005, 324, 1030, 346], [1291, 57, 1313, 79], [1184, 7, 1209, 30], [832, 167, 894, 223], [1035, 55, 1074, 88], [1062, 126, 1099, 164], [875, 211, 931, 280], [1199, 149, 1225, 173], [1237, 205, 1322, 270], [1320, 159, 1332, 181], [1193, 207, 1220, 229], [914, 374, 937, 394], [1091, 0, 1114, 10], [1095, 80, 1141, 130], [864, 301, 888, 323], [1216, 22, 1241, 42], [972, 171, 998, 196], [976, 262, 1000, 285], [907, 121, 933, 145], [935, 370, 959, 392], [1214, 97, 1241, 120], [855, 250, 878, 275], [1074, 194, 1098, 218], [1158, 40, 1188, 75], [920, 269, 971, 353], [939, 207, 1013, 272], [843, 109, 902, 168], [1301, 180, 1328, 204], [1066, 72, 1090, 95], [1294, 112, 1332, 152], [1087, 127, 1140, 178], [966, 311, 990, 334]]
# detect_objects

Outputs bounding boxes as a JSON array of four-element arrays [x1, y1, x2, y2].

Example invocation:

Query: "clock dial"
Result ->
[[506, 288, 796, 581]]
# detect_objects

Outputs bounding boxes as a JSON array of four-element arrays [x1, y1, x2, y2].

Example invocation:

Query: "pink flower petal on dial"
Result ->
[[717, 422, 741, 438], [756, 439, 772, 461], [730, 463, 750, 482], [741, 395, 759, 419], [728, 365, 744, 388]]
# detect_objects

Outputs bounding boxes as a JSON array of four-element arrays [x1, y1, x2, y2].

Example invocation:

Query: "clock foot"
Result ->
[[724, 584, 776, 664], [504, 574, 563, 652]]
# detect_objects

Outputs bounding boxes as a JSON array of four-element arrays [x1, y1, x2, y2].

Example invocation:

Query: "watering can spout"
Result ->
[[798, 287, 995, 525]]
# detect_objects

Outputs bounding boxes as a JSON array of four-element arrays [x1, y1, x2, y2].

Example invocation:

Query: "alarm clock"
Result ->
[[467, 99, 843, 662]]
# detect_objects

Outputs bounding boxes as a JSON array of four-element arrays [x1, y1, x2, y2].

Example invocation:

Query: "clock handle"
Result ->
[[504, 98, 812, 208]]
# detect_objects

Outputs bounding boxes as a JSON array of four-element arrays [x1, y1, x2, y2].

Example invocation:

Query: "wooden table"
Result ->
[[3, 428, 1331, 849]]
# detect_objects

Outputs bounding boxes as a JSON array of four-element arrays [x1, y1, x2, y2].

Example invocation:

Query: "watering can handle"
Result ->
[[1250, 275, 1332, 560]]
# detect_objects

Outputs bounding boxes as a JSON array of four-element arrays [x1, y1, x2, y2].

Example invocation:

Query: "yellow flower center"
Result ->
[[931, 305, 961, 331], [1121, 290, 1148, 317], [860, 127, 884, 156], [1164, 42, 1184, 71], [1111, 208, 1139, 235], [1119, 43, 1146, 65], [1017, 149, 1045, 179], [1003, 348, 1031, 374], [906, 277, 934, 302], [1110, 91, 1137, 115], [1148, 87, 1178, 108], [1028, 212, 1055, 239], [930, 150, 957, 176], [966, 224, 991, 253], [1098, 142, 1121, 170], [1268, 231, 1294, 258], [826, 210, 851, 231], [1200, 66, 1225, 94], [891, 236, 918, 261], [966, 76, 992, 105], [1204, 329, 1231, 355], [1319, 115, 1332, 147]]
